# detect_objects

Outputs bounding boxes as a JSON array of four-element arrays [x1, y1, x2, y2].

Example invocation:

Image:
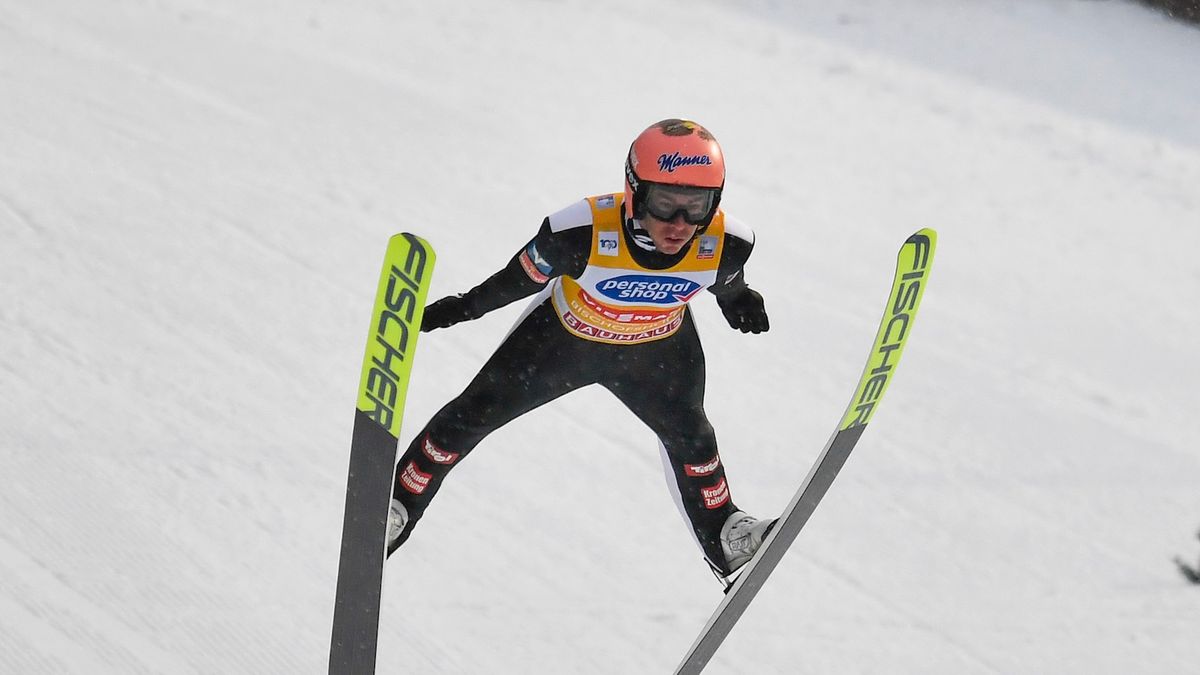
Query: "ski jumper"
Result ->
[[391, 193, 757, 574]]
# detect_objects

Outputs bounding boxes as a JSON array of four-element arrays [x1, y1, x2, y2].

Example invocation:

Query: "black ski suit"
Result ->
[[390, 195, 767, 574]]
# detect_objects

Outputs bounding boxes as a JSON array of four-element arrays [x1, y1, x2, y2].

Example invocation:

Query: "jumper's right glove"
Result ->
[[420, 294, 477, 332], [716, 288, 770, 334]]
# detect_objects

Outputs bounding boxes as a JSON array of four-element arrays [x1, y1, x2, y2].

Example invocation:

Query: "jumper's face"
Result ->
[[641, 213, 700, 254]]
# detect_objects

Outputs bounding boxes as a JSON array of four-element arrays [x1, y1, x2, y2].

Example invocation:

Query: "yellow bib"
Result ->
[[550, 193, 725, 345]]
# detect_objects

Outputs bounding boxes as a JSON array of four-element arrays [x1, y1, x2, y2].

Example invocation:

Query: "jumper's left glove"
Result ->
[[420, 294, 478, 332], [716, 288, 769, 334]]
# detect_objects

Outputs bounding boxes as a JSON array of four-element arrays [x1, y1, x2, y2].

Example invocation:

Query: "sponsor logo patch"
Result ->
[[697, 235, 718, 260], [729, 532, 753, 554], [684, 455, 721, 477], [422, 436, 459, 465], [399, 461, 432, 495], [561, 309, 684, 343], [595, 275, 703, 304], [701, 478, 730, 509], [519, 242, 552, 283], [596, 195, 616, 209], [657, 152, 713, 173], [577, 289, 674, 323], [598, 231, 619, 256]]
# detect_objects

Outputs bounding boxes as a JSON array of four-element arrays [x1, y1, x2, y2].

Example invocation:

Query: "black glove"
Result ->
[[420, 294, 477, 332], [716, 288, 769, 334]]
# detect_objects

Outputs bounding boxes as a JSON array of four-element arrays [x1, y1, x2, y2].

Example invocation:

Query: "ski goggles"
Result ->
[[639, 183, 720, 226]]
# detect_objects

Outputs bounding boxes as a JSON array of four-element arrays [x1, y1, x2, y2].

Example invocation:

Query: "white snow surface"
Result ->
[[2, 0, 1199, 673]]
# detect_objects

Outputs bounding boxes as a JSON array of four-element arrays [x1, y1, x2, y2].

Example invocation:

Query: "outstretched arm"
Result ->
[[421, 218, 590, 331]]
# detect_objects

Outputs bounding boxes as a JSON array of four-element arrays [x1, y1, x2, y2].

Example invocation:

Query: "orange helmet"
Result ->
[[624, 119, 725, 227]]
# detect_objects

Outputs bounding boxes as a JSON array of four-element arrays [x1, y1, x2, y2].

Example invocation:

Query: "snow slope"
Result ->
[[2, 0, 1199, 672]]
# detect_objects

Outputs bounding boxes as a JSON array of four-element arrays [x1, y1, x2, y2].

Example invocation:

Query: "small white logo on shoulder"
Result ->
[[598, 231, 619, 256]]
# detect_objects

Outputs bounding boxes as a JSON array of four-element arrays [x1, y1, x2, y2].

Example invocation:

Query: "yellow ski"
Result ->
[[330, 233, 436, 675], [675, 228, 936, 675]]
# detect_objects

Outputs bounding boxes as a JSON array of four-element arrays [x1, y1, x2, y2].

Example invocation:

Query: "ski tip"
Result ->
[[900, 228, 936, 282], [907, 227, 937, 247], [393, 232, 435, 250]]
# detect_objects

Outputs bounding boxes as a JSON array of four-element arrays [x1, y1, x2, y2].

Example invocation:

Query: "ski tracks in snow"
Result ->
[[795, 529, 1005, 674], [0, 535, 191, 674]]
